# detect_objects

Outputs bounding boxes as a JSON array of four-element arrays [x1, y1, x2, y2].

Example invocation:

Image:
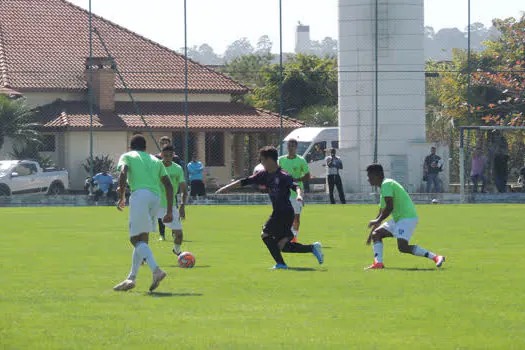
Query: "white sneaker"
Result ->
[[149, 268, 167, 292], [113, 279, 136, 291]]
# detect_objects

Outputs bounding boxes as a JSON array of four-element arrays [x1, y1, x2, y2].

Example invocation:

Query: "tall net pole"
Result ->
[[88, 0, 94, 194], [278, 0, 284, 155], [184, 0, 189, 166]]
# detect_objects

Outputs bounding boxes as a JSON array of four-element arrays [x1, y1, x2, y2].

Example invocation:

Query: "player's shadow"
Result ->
[[387, 267, 440, 272], [147, 292, 204, 297], [287, 267, 323, 272]]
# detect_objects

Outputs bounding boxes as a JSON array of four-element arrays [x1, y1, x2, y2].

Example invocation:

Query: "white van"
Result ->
[[281, 127, 339, 184]]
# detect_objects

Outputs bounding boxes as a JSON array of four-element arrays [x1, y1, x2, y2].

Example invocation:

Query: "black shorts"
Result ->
[[190, 180, 206, 196], [262, 211, 294, 240]]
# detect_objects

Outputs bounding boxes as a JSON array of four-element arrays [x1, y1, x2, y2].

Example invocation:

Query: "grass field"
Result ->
[[0, 204, 524, 349]]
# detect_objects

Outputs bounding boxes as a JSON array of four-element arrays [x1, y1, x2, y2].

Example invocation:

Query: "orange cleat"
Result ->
[[364, 261, 385, 270], [433, 255, 446, 268]]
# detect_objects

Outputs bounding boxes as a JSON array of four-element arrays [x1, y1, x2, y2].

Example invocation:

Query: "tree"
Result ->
[[255, 35, 273, 55], [181, 44, 222, 65], [9, 142, 54, 168], [297, 105, 338, 126], [0, 96, 40, 152], [224, 38, 255, 63], [252, 55, 338, 117], [220, 53, 273, 88], [82, 155, 117, 176]]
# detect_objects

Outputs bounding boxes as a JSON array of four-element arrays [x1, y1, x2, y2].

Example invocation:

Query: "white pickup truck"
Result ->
[[0, 160, 69, 196]]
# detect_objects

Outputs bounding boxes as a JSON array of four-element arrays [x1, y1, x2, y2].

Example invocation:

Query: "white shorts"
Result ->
[[157, 207, 182, 231], [379, 218, 419, 242], [291, 197, 303, 214], [129, 189, 161, 237]]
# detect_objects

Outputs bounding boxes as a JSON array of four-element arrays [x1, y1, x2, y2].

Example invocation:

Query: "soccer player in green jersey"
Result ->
[[158, 145, 188, 256], [278, 139, 311, 242], [113, 135, 174, 292], [365, 164, 445, 270]]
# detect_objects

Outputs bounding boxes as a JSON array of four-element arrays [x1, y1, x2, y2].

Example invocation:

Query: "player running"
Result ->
[[158, 145, 188, 256], [113, 135, 173, 292], [216, 146, 323, 269], [278, 139, 311, 242], [364, 164, 445, 270]]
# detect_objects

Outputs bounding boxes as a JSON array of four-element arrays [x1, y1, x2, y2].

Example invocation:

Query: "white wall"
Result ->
[[65, 131, 128, 189], [22, 91, 232, 109], [338, 0, 429, 192]]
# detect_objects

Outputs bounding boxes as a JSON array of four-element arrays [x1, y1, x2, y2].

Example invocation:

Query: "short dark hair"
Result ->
[[288, 138, 298, 146], [160, 136, 171, 144], [130, 134, 146, 151], [162, 145, 174, 152], [259, 146, 278, 162], [366, 164, 384, 177]]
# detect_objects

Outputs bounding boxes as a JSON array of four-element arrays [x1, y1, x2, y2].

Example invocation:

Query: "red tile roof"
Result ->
[[37, 100, 304, 131], [0, 0, 248, 94]]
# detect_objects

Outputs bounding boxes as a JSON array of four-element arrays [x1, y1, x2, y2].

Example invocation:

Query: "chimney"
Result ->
[[85, 57, 116, 113]]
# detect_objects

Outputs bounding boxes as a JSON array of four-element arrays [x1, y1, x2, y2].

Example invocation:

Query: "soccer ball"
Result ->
[[178, 252, 196, 268]]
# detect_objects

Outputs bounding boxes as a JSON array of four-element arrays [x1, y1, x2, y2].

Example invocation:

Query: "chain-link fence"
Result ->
[[0, 0, 524, 205]]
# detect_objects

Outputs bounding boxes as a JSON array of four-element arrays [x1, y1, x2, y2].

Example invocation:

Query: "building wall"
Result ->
[[338, 0, 429, 192], [65, 131, 128, 189], [22, 91, 231, 109]]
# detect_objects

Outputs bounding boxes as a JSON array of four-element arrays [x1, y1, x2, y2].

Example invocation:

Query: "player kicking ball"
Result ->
[[159, 145, 188, 256], [215, 146, 323, 269], [113, 135, 173, 292], [364, 164, 445, 270]]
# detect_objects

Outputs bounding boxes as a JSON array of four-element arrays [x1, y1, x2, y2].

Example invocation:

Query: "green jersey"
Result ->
[[278, 155, 309, 198], [380, 178, 418, 222], [117, 151, 167, 196], [160, 162, 185, 208]]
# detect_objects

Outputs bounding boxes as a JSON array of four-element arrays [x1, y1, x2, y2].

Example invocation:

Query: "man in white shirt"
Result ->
[[325, 149, 346, 204]]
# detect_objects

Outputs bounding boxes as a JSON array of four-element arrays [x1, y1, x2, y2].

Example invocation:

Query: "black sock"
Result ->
[[282, 242, 313, 253], [158, 218, 165, 236], [262, 236, 286, 265]]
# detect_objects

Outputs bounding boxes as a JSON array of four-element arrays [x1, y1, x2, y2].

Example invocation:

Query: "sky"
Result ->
[[69, 0, 524, 54]]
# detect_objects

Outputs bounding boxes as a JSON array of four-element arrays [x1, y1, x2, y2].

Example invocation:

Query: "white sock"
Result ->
[[127, 248, 141, 280], [135, 241, 159, 272], [173, 244, 181, 255], [373, 242, 384, 263], [292, 228, 298, 238], [412, 246, 436, 260]]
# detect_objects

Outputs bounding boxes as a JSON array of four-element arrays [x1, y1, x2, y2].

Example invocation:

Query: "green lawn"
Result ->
[[0, 204, 523, 349]]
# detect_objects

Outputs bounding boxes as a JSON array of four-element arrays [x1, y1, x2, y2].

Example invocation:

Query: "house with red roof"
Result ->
[[0, 0, 302, 189]]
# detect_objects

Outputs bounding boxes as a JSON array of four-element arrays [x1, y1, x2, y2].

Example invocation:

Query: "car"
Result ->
[[0, 160, 69, 196]]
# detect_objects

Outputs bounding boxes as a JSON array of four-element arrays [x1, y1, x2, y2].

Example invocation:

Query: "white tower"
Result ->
[[295, 22, 311, 54], [337, 0, 445, 192]]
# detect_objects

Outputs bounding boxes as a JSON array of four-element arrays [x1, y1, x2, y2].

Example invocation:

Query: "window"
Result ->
[[205, 132, 224, 166], [39, 135, 56, 152], [305, 141, 326, 162], [13, 164, 34, 176], [172, 132, 196, 162], [331, 141, 339, 150]]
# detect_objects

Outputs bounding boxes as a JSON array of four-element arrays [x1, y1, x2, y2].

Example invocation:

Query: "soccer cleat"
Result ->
[[291, 237, 298, 243], [159, 236, 166, 241], [364, 261, 385, 270], [312, 242, 324, 264], [113, 279, 136, 291], [149, 269, 167, 292], [270, 264, 288, 270], [434, 255, 446, 268], [172, 248, 181, 256]]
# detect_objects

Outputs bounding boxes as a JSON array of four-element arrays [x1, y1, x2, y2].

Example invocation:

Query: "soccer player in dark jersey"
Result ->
[[215, 146, 323, 269]]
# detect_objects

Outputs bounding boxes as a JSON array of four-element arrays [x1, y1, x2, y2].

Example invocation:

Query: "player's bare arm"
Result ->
[[116, 165, 128, 211], [368, 197, 394, 229], [215, 180, 242, 194], [160, 175, 174, 223], [179, 181, 188, 219], [294, 172, 311, 183]]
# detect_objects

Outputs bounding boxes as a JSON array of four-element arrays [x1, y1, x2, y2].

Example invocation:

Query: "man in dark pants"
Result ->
[[325, 148, 346, 204], [215, 146, 323, 269]]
